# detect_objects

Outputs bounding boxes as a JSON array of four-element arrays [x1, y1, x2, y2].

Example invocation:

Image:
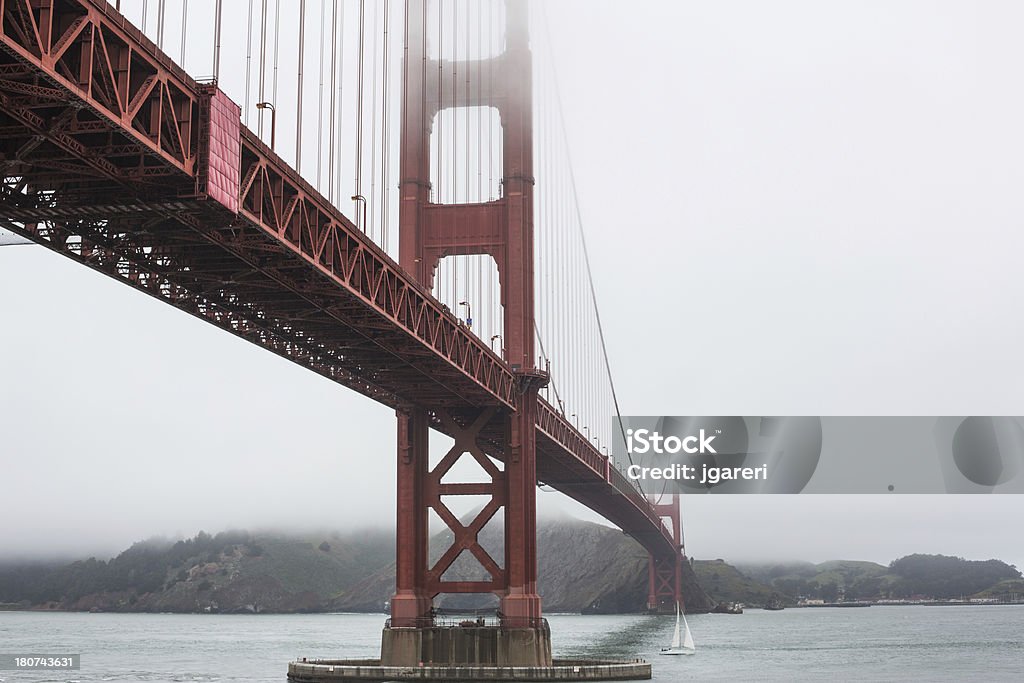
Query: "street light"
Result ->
[[459, 301, 472, 330], [490, 334, 503, 357], [255, 102, 276, 151], [351, 195, 367, 232]]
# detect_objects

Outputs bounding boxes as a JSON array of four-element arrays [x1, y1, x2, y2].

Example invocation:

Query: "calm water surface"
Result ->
[[1, 607, 1023, 682]]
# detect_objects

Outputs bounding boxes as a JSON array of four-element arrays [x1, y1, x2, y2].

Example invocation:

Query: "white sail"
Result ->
[[671, 605, 682, 649], [681, 613, 695, 651], [660, 603, 696, 655]]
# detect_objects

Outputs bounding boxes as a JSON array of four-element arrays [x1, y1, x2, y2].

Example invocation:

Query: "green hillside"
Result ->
[[2, 532, 1016, 613], [0, 529, 394, 613], [692, 559, 783, 606], [0, 520, 715, 614], [736, 555, 1021, 602]]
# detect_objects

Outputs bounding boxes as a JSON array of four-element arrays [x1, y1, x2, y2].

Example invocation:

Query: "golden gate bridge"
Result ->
[[0, 0, 685, 670]]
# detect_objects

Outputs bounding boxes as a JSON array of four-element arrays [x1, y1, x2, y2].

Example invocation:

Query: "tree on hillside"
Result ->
[[888, 554, 1021, 599]]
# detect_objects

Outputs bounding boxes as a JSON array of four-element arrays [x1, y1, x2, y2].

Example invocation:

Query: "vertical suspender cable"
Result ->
[[436, 1, 443, 293], [452, 0, 458, 297], [272, 0, 281, 154], [355, 0, 367, 231], [179, 1, 188, 65], [273, 0, 280, 107], [369, 0, 380, 240], [488, 0, 496, 341], [451, 1, 458, 307], [316, 0, 326, 189], [471, 2, 479, 339], [466, 2, 474, 333], [245, 0, 254, 126], [333, 1, 346, 207], [157, 0, 165, 48], [475, 3, 483, 338], [296, 0, 305, 171], [381, 0, 392, 252], [258, 0, 268, 139], [436, 0, 443, 204], [561, 129, 568, 411], [542, 42, 550, 383], [401, 0, 414, 257], [575, 233, 581, 419], [493, 2, 497, 348], [327, 1, 338, 203], [213, 0, 223, 81]]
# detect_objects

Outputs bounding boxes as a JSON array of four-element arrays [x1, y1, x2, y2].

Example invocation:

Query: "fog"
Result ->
[[2, 0, 1023, 570]]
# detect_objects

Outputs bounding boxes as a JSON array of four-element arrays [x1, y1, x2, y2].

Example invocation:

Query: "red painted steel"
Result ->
[[0, 0, 684, 621], [647, 496, 685, 612], [197, 87, 240, 214], [398, 3, 535, 372], [392, 0, 544, 628], [0, 0, 198, 177]]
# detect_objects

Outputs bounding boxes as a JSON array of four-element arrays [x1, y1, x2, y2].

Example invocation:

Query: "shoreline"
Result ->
[[3, 603, 1024, 616]]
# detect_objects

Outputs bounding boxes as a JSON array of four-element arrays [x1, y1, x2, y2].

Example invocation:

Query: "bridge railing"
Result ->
[[230, 127, 519, 409], [536, 398, 608, 477]]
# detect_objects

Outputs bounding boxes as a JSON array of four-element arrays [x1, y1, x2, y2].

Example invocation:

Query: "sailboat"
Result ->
[[660, 603, 696, 655]]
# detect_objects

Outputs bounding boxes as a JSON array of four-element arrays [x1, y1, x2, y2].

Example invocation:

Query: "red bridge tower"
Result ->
[[382, 0, 551, 667]]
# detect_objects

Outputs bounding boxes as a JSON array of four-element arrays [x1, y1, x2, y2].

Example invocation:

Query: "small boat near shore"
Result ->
[[711, 601, 744, 614]]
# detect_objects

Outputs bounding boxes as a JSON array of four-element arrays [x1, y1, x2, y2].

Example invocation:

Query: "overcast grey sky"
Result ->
[[1, 0, 1023, 569]]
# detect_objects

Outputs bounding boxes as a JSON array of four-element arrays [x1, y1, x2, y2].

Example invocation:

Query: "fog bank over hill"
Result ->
[[0, 518, 712, 614]]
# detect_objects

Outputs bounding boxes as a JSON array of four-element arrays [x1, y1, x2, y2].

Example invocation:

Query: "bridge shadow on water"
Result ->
[[551, 614, 668, 660]]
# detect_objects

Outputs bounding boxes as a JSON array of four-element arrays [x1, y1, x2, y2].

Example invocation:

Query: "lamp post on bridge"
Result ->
[[255, 101, 276, 151], [490, 334, 503, 358], [351, 195, 367, 232], [458, 300, 473, 330]]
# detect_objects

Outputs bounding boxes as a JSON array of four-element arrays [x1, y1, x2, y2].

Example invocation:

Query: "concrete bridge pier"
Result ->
[[380, 623, 552, 668], [385, 375, 552, 668]]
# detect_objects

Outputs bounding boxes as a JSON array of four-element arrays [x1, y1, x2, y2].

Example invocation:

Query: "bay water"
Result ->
[[1, 606, 1022, 681]]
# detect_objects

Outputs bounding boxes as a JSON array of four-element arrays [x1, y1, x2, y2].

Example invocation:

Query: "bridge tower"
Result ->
[[383, 0, 551, 667], [647, 495, 686, 613]]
